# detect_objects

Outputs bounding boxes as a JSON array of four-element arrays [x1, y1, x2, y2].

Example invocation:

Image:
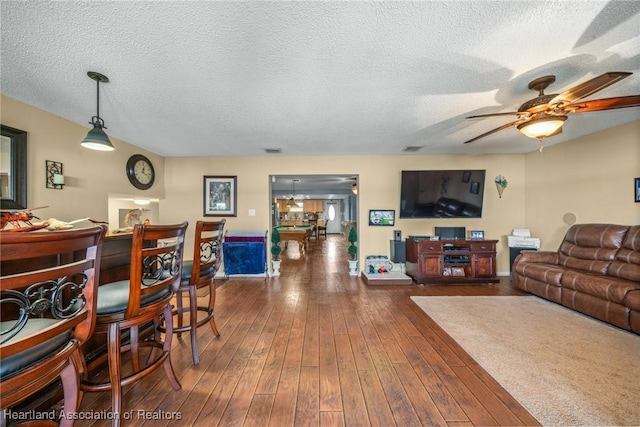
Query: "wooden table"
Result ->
[[276, 225, 314, 253]]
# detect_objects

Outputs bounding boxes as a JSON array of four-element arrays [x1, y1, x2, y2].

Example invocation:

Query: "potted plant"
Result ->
[[495, 174, 508, 198], [347, 227, 358, 276], [271, 228, 282, 276]]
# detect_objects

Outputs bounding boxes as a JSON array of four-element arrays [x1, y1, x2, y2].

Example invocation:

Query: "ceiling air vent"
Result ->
[[403, 146, 423, 152], [264, 148, 282, 154]]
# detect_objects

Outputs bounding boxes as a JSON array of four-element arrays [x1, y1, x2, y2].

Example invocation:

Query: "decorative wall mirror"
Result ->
[[1, 125, 27, 209]]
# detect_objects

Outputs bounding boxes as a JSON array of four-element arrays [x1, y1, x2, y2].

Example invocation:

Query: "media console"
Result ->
[[405, 237, 498, 284]]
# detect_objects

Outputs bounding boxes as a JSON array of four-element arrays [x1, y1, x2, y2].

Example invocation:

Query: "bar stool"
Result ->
[[1, 226, 106, 427], [79, 222, 188, 426], [170, 219, 225, 365]]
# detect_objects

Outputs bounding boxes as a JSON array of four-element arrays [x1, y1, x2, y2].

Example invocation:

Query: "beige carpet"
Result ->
[[410, 295, 640, 426]]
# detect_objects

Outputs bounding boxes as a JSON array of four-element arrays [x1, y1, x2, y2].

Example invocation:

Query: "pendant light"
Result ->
[[81, 71, 115, 151], [287, 179, 298, 207]]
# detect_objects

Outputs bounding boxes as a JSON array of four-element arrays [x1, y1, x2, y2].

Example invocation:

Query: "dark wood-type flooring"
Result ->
[[76, 233, 539, 426]]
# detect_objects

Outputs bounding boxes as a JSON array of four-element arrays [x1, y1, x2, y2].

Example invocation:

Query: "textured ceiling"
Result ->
[[1, 0, 639, 158]]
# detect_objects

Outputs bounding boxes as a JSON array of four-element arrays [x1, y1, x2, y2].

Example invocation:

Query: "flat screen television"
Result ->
[[369, 209, 395, 226], [399, 170, 486, 218]]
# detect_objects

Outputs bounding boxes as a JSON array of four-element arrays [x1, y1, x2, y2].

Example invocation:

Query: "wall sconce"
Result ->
[[46, 160, 64, 189]]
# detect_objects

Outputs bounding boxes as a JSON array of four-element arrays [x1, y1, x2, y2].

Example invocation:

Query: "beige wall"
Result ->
[[524, 120, 640, 251], [3, 95, 638, 274], [161, 154, 526, 273], [1, 95, 165, 222]]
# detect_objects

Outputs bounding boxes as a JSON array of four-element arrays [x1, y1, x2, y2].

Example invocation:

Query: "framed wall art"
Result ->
[[469, 230, 485, 240], [204, 175, 237, 217], [470, 181, 480, 194], [368, 209, 395, 226], [635, 177, 640, 203]]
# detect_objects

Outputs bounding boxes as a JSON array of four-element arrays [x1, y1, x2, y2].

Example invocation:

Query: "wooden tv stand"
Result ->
[[405, 237, 498, 284]]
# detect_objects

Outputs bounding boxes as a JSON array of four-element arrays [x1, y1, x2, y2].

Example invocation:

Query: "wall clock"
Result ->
[[126, 154, 155, 190]]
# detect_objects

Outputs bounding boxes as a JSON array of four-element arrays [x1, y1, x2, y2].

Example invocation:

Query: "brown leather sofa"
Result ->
[[512, 224, 640, 334]]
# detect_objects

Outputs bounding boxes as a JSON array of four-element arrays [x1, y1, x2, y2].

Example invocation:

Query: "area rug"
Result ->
[[410, 295, 640, 426]]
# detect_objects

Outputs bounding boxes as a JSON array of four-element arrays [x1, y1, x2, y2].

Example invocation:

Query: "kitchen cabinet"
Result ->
[[278, 200, 289, 212], [303, 199, 323, 213]]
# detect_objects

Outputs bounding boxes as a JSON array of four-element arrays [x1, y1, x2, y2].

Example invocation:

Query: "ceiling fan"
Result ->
[[464, 71, 640, 151]]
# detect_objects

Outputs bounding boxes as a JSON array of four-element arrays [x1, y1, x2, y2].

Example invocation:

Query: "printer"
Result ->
[[507, 229, 541, 274], [507, 228, 540, 269], [507, 228, 541, 249]]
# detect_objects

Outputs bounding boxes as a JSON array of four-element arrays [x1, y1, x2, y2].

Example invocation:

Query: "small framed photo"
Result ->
[[470, 230, 484, 240], [462, 171, 471, 183], [368, 209, 395, 226], [204, 176, 237, 217], [635, 177, 640, 203], [470, 181, 480, 194]]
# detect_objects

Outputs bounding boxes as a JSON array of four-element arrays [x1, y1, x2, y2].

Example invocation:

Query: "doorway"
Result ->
[[323, 200, 342, 234], [269, 174, 358, 235]]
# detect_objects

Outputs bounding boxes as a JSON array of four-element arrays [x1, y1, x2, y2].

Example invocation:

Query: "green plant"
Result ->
[[347, 227, 358, 260], [271, 228, 282, 260], [494, 174, 508, 189]]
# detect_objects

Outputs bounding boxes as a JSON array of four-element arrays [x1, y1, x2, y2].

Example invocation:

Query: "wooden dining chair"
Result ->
[[166, 219, 225, 365], [78, 222, 188, 426], [1, 226, 106, 426], [317, 219, 327, 239]]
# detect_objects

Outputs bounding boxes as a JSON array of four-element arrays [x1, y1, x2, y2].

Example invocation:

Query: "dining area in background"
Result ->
[[274, 224, 315, 254]]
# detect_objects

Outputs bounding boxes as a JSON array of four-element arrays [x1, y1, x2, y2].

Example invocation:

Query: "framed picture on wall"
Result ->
[[470, 230, 484, 240], [204, 176, 237, 217], [368, 209, 395, 226], [635, 177, 640, 203]]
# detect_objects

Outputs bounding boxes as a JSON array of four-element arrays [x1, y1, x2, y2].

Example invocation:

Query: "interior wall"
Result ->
[[1, 95, 165, 225], [161, 153, 527, 273], [4, 95, 638, 274], [525, 120, 640, 250]]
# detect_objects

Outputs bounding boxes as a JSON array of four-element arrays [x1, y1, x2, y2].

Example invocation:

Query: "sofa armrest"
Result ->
[[515, 250, 558, 265]]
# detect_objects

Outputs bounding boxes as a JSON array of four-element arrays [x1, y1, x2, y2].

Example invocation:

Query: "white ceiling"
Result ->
[[271, 174, 357, 200], [1, 0, 639, 160]]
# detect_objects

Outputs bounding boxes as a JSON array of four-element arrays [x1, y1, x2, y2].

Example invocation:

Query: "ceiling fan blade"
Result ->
[[549, 72, 632, 105], [463, 120, 520, 144], [466, 111, 523, 119], [567, 95, 640, 113]]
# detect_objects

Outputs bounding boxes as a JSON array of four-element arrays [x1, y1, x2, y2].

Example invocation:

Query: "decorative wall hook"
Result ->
[[494, 174, 507, 198], [46, 160, 64, 189]]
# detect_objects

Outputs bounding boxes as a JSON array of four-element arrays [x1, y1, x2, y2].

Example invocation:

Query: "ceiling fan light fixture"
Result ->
[[81, 71, 115, 151], [517, 115, 567, 139]]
